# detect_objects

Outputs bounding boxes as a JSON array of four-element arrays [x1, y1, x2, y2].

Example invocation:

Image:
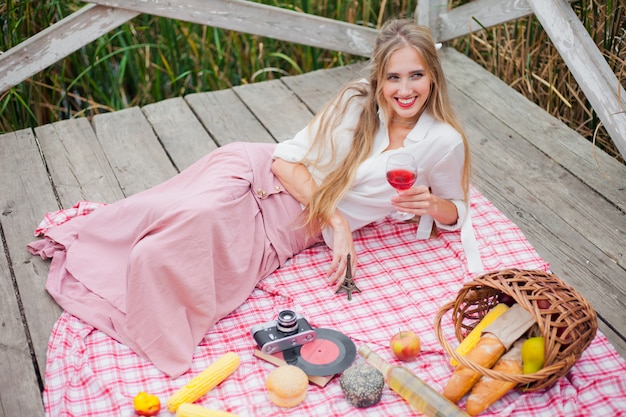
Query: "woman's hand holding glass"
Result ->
[[392, 185, 460, 226]]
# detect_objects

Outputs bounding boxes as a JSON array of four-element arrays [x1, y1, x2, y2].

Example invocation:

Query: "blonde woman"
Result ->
[[29, 18, 480, 378], [273, 18, 476, 284]]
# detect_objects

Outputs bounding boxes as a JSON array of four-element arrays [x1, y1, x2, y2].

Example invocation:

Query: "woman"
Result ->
[[29, 19, 480, 378], [272, 19, 477, 286]]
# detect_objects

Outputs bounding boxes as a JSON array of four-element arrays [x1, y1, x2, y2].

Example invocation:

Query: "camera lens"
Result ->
[[276, 310, 299, 334]]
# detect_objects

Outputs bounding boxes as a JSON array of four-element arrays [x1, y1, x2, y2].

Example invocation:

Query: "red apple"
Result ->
[[390, 330, 421, 362]]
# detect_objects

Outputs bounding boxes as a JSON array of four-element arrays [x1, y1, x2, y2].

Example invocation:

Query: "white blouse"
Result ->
[[272, 81, 483, 272]]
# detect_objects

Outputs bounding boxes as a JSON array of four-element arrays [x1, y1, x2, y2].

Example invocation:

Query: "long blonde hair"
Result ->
[[302, 18, 471, 234]]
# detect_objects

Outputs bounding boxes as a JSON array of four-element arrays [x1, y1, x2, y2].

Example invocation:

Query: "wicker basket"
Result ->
[[434, 268, 597, 391]]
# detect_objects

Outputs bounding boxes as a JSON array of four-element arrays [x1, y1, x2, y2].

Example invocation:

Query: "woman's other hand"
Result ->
[[326, 210, 356, 291]]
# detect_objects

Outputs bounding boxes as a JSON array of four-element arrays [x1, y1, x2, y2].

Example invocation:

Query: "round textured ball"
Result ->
[[340, 364, 384, 408], [266, 365, 309, 408]]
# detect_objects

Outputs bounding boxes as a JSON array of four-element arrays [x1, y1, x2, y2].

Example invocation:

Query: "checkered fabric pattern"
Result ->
[[34, 200, 107, 236], [42, 189, 626, 416]]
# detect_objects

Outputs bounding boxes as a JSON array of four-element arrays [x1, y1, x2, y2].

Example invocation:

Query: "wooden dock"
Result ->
[[1, 47, 624, 416]]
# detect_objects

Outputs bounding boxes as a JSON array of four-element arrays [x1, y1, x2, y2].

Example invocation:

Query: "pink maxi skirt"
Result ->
[[28, 142, 321, 377]]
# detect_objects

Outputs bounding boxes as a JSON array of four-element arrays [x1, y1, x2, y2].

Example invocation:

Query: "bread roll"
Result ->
[[340, 364, 384, 408], [266, 365, 309, 408], [443, 333, 506, 403]]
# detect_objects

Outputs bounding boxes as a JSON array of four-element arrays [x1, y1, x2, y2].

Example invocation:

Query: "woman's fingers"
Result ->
[[327, 252, 357, 291], [392, 185, 431, 213], [325, 210, 356, 290], [327, 254, 345, 286]]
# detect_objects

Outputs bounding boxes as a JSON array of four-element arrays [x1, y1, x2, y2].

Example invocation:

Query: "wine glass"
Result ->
[[386, 153, 418, 221]]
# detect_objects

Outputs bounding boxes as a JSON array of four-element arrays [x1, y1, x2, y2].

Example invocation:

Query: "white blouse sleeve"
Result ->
[[272, 124, 315, 163], [428, 140, 467, 231]]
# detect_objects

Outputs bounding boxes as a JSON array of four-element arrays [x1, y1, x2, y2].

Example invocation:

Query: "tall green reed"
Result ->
[[1, 0, 412, 133], [1, 0, 623, 161]]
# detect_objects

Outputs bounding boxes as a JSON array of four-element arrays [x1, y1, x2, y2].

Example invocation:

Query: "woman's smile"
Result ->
[[396, 96, 417, 108]]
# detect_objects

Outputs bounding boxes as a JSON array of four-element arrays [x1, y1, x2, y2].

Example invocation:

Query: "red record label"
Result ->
[[300, 338, 341, 365], [282, 328, 357, 376]]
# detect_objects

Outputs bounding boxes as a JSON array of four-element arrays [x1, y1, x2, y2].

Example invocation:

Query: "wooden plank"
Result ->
[[88, 0, 377, 57], [0, 129, 63, 397], [92, 107, 178, 196], [527, 0, 626, 159], [142, 97, 218, 171], [281, 64, 365, 113], [0, 259, 43, 417], [185, 89, 275, 146], [0, 4, 137, 93], [233, 80, 315, 142], [34, 118, 125, 207], [440, 47, 626, 214], [436, 0, 577, 42], [0, 132, 45, 417], [599, 321, 626, 359]]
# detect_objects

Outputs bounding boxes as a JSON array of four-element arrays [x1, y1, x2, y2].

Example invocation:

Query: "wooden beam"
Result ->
[[527, 0, 626, 159], [0, 0, 377, 95], [436, 0, 577, 42], [416, 0, 448, 41], [87, 0, 378, 57], [0, 4, 137, 94]]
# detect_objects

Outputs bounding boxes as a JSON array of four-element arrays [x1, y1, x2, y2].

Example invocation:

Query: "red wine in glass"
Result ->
[[386, 153, 417, 220], [387, 168, 417, 190]]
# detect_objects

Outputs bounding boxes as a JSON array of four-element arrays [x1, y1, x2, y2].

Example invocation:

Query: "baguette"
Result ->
[[443, 333, 506, 403], [465, 340, 524, 416]]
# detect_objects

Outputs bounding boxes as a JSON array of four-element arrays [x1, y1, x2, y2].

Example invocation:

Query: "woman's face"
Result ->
[[381, 45, 432, 123]]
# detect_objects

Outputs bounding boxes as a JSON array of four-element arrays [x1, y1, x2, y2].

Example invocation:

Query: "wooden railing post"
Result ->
[[526, 0, 626, 159], [415, 0, 448, 41], [435, 0, 578, 43]]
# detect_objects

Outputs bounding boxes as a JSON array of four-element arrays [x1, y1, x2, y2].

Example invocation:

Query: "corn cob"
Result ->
[[450, 303, 509, 366], [176, 403, 241, 417], [167, 352, 240, 412]]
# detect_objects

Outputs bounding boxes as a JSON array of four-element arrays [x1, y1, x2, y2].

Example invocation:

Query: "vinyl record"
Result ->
[[282, 328, 356, 376]]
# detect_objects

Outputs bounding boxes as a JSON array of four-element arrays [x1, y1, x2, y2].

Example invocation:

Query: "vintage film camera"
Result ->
[[250, 309, 317, 354]]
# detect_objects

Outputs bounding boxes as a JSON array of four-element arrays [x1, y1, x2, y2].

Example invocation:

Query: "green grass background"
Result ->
[[1, 0, 623, 161]]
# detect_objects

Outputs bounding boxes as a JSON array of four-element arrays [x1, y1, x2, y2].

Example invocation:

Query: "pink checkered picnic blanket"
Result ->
[[42, 189, 626, 416]]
